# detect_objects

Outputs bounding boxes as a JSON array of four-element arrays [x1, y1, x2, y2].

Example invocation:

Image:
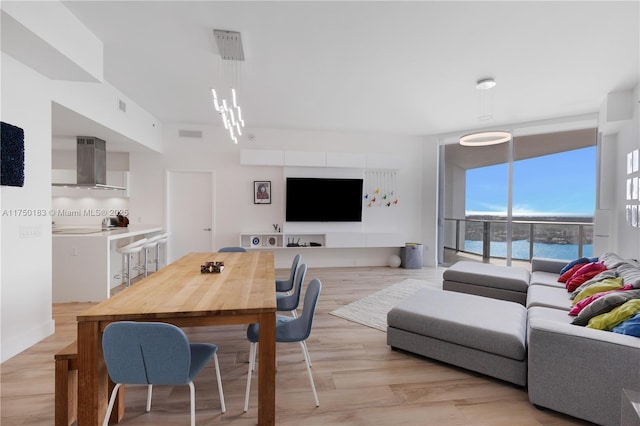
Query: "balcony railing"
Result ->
[[443, 218, 594, 262]]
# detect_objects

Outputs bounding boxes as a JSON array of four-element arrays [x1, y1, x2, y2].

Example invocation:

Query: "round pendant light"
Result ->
[[459, 130, 512, 146]]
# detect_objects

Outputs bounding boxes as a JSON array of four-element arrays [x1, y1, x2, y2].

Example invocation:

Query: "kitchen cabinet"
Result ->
[[52, 226, 163, 302]]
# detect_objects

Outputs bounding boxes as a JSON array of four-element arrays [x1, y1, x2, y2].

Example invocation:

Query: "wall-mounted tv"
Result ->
[[286, 177, 363, 222]]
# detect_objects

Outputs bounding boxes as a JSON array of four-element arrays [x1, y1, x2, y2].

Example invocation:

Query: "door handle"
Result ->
[[203, 228, 212, 231]]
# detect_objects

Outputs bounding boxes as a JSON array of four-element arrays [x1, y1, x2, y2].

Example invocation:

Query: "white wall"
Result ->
[[421, 135, 439, 266], [131, 123, 426, 268], [614, 85, 640, 258], [128, 151, 165, 227], [0, 54, 55, 362]]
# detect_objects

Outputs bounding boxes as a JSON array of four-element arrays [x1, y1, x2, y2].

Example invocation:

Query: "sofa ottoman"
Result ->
[[443, 261, 531, 304], [387, 287, 528, 386]]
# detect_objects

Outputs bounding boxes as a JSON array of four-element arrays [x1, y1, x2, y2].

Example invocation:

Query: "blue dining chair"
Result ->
[[277, 263, 307, 317], [218, 246, 247, 252], [244, 278, 322, 412], [101, 321, 225, 426], [277, 263, 312, 365], [276, 254, 301, 293]]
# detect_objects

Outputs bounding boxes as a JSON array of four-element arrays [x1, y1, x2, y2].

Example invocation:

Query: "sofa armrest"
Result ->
[[529, 317, 640, 347], [528, 318, 640, 426], [530, 257, 568, 274]]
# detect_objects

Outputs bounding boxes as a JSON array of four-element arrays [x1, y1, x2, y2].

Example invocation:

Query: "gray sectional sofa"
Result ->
[[388, 253, 640, 426], [526, 255, 640, 426]]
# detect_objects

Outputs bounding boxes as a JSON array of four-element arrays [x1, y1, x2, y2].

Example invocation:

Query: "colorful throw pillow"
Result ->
[[612, 313, 640, 337], [616, 263, 640, 288], [587, 299, 640, 330], [565, 262, 607, 292], [570, 269, 618, 300], [572, 277, 625, 305], [600, 252, 626, 269], [572, 288, 640, 326], [568, 285, 634, 316], [558, 264, 584, 283], [560, 257, 590, 275]]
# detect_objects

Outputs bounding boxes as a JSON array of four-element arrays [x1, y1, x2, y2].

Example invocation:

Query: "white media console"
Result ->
[[239, 232, 404, 249]]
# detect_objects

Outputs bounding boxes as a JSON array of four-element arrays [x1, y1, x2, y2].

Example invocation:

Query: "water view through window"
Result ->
[[464, 146, 596, 260]]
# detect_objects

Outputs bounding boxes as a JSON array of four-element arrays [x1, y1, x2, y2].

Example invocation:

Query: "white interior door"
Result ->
[[166, 170, 214, 263]]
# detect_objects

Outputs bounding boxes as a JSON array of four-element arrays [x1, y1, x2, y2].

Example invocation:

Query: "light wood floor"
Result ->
[[1, 266, 591, 425]]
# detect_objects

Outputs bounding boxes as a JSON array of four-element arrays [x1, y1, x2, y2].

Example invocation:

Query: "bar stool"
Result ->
[[154, 233, 169, 272], [115, 238, 148, 287], [141, 236, 162, 278]]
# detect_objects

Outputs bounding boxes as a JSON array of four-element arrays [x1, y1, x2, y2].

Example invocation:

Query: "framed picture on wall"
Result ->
[[254, 181, 271, 204]]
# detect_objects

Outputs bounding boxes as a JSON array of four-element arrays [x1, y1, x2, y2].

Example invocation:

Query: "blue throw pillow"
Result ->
[[560, 257, 590, 275], [612, 312, 640, 337]]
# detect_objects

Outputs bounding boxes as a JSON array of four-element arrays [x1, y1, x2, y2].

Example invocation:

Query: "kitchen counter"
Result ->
[[52, 225, 163, 239], [53, 225, 164, 302]]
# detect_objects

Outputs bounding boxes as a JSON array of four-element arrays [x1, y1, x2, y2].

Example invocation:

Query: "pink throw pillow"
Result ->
[[569, 285, 634, 316]]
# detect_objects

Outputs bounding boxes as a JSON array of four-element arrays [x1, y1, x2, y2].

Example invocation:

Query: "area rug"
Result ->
[[329, 278, 442, 331]]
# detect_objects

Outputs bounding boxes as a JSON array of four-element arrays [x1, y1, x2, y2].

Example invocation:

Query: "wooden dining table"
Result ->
[[76, 251, 277, 425]]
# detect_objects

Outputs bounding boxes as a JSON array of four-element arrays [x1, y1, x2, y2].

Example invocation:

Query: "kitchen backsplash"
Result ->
[[51, 196, 129, 226]]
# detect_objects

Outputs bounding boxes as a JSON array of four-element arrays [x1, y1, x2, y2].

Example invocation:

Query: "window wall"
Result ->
[[440, 128, 597, 266]]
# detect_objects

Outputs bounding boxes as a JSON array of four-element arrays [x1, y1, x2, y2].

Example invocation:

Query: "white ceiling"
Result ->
[[58, 1, 638, 142]]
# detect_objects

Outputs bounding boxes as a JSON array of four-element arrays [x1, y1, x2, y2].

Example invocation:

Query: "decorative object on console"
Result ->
[[254, 181, 271, 204], [250, 236, 261, 247], [286, 237, 301, 247], [267, 236, 277, 247], [0, 121, 25, 187]]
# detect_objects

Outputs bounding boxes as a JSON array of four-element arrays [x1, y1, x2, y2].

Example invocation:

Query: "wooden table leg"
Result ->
[[77, 321, 125, 425], [54, 355, 76, 426], [257, 311, 276, 426], [77, 321, 104, 425]]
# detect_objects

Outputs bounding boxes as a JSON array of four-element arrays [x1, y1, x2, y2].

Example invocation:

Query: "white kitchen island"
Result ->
[[52, 225, 163, 302]]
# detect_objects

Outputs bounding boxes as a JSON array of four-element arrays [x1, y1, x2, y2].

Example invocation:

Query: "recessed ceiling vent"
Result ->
[[178, 129, 203, 138]]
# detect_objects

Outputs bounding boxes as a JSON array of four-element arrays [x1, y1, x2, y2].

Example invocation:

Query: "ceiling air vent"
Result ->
[[118, 99, 127, 112], [178, 129, 203, 139]]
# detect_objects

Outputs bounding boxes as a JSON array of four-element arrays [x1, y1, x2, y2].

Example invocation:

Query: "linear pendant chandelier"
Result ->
[[212, 29, 246, 144], [459, 78, 511, 146]]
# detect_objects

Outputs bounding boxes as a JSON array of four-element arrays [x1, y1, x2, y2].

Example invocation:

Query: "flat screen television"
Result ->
[[286, 177, 363, 222]]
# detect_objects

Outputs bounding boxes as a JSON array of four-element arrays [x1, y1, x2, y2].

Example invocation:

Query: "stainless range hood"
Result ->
[[52, 137, 126, 190]]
